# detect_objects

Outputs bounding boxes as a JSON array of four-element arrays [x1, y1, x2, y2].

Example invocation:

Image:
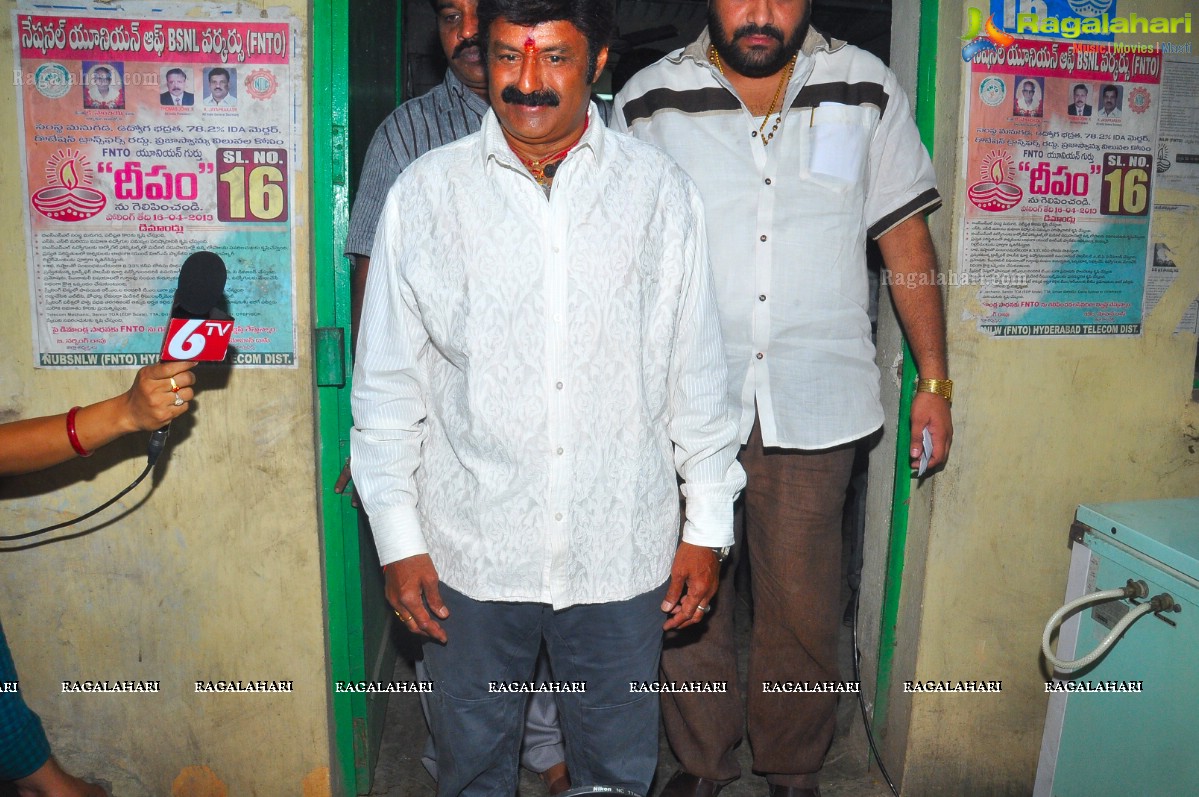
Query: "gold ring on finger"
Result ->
[[169, 377, 180, 393]]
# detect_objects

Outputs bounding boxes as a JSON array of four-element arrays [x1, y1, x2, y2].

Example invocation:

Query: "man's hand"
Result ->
[[878, 215, 953, 475], [333, 457, 359, 506], [383, 554, 450, 643], [662, 542, 720, 631], [910, 391, 953, 472]]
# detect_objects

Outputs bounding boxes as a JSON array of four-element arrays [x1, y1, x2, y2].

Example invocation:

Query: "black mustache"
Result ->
[[733, 23, 785, 44], [501, 85, 560, 107], [453, 37, 481, 59]]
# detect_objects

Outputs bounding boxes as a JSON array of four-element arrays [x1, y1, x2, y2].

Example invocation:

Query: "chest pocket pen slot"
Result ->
[[804, 102, 875, 185]]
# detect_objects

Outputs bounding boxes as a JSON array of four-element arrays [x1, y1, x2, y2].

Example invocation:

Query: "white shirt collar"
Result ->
[[481, 101, 606, 180]]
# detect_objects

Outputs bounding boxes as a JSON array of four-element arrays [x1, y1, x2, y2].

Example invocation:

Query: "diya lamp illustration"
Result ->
[[968, 151, 1023, 212], [31, 149, 107, 221]]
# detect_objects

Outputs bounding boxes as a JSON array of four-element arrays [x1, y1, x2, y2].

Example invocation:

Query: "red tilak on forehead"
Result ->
[[524, 36, 537, 53]]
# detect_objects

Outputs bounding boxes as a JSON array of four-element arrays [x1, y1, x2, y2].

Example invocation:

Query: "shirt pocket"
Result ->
[[800, 102, 875, 188]]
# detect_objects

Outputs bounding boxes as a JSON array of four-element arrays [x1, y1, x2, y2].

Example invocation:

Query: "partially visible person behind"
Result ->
[[1, 360, 197, 796], [343, 0, 491, 342]]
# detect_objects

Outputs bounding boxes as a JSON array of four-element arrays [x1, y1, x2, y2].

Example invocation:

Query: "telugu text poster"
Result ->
[[961, 38, 1162, 337], [14, 8, 300, 367]]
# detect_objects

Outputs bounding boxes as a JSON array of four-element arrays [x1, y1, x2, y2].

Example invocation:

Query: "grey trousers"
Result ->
[[423, 582, 667, 797], [419, 653, 564, 776]]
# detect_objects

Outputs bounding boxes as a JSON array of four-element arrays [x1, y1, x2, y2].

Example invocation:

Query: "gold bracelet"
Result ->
[[916, 378, 953, 403]]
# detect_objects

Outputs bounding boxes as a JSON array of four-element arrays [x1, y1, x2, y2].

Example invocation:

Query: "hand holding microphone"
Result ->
[[150, 251, 231, 464], [123, 360, 198, 431], [1, 252, 229, 536], [0, 361, 197, 478]]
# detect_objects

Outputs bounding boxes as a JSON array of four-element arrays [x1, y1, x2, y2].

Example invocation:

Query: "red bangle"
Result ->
[[66, 406, 92, 457]]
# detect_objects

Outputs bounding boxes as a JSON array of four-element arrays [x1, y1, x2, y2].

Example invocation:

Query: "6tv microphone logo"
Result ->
[[161, 318, 233, 362]]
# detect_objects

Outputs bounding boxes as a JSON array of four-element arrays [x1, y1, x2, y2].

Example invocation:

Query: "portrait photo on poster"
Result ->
[[82, 61, 125, 109], [1012, 75, 1044, 118], [203, 66, 237, 107], [160, 66, 194, 106]]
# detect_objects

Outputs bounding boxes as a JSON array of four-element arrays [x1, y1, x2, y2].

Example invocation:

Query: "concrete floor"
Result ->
[[368, 582, 897, 797]]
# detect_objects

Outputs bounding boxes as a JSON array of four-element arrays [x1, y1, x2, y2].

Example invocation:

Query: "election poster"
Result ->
[[13, 7, 301, 367], [961, 38, 1162, 337]]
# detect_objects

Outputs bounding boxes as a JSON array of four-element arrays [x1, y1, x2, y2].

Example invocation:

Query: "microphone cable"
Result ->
[[3, 249, 224, 547], [0, 431, 167, 545]]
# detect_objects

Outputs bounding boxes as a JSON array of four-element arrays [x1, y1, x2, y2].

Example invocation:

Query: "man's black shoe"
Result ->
[[767, 786, 820, 797], [659, 771, 726, 797]]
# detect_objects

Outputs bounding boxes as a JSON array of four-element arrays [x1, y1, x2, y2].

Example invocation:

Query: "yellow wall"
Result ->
[[893, 1, 1199, 793], [0, 2, 331, 795]]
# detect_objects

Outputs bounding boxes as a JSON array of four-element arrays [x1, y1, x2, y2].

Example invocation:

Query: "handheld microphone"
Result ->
[[149, 251, 231, 465], [160, 251, 233, 361]]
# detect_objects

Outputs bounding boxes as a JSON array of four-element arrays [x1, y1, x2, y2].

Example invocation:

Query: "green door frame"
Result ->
[[314, 0, 941, 785], [874, 0, 941, 741], [313, 0, 408, 792], [311, 0, 366, 792]]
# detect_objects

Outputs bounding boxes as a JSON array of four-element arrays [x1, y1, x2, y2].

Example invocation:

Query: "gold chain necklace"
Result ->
[[517, 118, 589, 187], [710, 45, 797, 147]]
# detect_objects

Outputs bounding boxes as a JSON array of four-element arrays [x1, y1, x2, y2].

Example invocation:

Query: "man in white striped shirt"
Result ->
[[614, 1, 952, 795], [351, 0, 744, 793]]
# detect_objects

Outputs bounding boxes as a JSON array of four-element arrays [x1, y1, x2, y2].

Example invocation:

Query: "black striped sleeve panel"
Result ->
[[791, 81, 889, 117], [868, 187, 942, 240], [620, 87, 741, 127]]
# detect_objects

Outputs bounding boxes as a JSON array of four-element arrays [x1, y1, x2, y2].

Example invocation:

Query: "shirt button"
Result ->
[[759, 234, 767, 242], [764, 178, 772, 185], [555, 381, 564, 390], [756, 352, 764, 360], [554, 512, 563, 521], [556, 447, 564, 455], [751, 130, 758, 137], [759, 294, 767, 302]]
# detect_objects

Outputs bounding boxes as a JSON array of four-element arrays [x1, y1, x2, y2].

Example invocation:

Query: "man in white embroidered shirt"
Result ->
[[350, 0, 744, 794]]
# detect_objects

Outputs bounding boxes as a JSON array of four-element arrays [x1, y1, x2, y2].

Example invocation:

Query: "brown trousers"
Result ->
[[661, 419, 856, 788]]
